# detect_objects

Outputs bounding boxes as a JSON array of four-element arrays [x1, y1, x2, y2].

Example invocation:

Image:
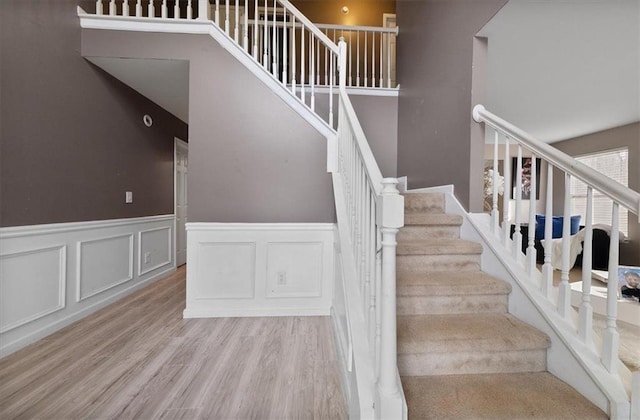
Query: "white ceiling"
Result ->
[[479, 0, 640, 143], [87, 57, 190, 123]]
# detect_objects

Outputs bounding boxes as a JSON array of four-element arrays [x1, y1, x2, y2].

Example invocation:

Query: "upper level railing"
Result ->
[[473, 104, 640, 419]]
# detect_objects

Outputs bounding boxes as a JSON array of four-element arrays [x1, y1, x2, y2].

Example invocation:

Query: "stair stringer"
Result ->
[[406, 185, 630, 419], [77, 7, 335, 141]]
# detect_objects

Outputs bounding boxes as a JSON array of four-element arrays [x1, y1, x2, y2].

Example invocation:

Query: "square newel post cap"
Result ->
[[376, 178, 404, 229]]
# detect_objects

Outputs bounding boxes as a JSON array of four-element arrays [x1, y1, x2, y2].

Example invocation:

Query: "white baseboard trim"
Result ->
[[0, 215, 175, 358], [184, 222, 334, 318]]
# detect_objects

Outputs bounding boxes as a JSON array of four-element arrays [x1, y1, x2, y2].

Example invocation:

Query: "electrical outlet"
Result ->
[[144, 252, 151, 264], [277, 271, 286, 286]]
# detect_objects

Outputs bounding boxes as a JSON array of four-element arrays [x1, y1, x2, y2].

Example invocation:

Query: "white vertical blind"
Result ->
[[570, 148, 629, 236]]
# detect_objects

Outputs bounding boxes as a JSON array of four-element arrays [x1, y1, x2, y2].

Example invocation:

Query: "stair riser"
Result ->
[[398, 349, 547, 376], [397, 226, 459, 241], [397, 295, 508, 316], [404, 194, 445, 214], [397, 254, 481, 273]]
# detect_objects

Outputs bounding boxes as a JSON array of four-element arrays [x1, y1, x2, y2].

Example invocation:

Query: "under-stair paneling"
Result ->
[[81, 28, 335, 224], [184, 223, 334, 318], [0, 215, 176, 357]]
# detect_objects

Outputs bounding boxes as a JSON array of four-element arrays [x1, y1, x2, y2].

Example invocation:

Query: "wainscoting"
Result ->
[[184, 223, 335, 318], [0, 215, 175, 357]]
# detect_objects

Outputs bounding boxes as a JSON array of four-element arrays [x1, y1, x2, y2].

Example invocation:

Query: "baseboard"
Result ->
[[0, 215, 175, 358], [184, 223, 334, 318]]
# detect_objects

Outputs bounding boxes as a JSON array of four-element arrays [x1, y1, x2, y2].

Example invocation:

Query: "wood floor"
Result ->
[[0, 266, 348, 420]]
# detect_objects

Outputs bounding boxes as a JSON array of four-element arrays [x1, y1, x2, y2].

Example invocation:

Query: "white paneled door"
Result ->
[[175, 139, 188, 266]]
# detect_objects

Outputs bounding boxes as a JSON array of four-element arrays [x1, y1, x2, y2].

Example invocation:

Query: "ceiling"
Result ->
[[479, 0, 640, 143], [87, 57, 190, 123]]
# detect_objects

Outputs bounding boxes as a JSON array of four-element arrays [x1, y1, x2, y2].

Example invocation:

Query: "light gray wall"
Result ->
[[551, 123, 640, 266], [0, 0, 188, 227], [396, 0, 508, 210], [82, 29, 335, 223]]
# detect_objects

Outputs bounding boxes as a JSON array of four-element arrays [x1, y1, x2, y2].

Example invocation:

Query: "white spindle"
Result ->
[[558, 173, 572, 318], [527, 154, 537, 275], [316, 38, 320, 87], [242, 0, 249, 50], [386, 31, 391, 88], [601, 203, 620, 372], [379, 32, 383, 88], [502, 137, 511, 246], [108, 0, 116, 16], [225, 0, 230, 34], [187, 0, 192, 19], [349, 31, 353, 86], [96, 0, 103, 15], [368, 191, 376, 357], [173, 0, 179, 19], [215, 0, 221, 24], [252, 0, 258, 58], [377, 179, 403, 400], [364, 32, 368, 87], [300, 27, 305, 103], [542, 163, 554, 298], [123, 0, 129, 16], [234, 0, 239, 42], [578, 187, 594, 343], [148, 0, 155, 18], [272, 0, 276, 76], [263, 0, 268, 68], [329, 54, 334, 127], [513, 146, 523, 260], [324, 39, 328, 86], [282, 11, 287, 84], [371, 32, 376, 87], [374, 227, 382, 379], [310, 34, 315, 111], [291, 15, 296, 93], [356, 31, 360, 86], [161, 0, 168, 18], [491, 130, 499, 234], [136, 0, 142, 17], [200, 0, 210, 20]]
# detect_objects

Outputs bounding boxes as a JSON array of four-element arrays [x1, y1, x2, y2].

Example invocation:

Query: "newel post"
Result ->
[[197, 0, 210, 20], [376, 178, 404, 409], [338, 37, 347, 90]]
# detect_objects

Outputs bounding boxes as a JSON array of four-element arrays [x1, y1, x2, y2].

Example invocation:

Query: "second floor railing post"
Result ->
[[376, 178, 403, 399], [198, 0, 210, 21], [338, 37, 347, 90]]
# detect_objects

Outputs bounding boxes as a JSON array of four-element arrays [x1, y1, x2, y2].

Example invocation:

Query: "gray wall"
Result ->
[[82, 30, 335, 223], [0, 0, 188, 227], [396, 0, 508, 210], [551, 123, 640, 266]]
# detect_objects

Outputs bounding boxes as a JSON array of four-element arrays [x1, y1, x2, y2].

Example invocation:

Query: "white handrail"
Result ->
[[276, 0, 338, 54], [473, 105, 640, 218]]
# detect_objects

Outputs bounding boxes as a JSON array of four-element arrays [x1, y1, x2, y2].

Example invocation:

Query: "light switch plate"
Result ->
[[125, 191, 133, 203]]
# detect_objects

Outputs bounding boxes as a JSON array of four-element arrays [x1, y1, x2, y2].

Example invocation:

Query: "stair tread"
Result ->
[[404, 213, 463, 226], [397, 271, 511, 296], [401, 372, 607, 419], [397, 313, 550, 354], [397, 239, 482, 255]]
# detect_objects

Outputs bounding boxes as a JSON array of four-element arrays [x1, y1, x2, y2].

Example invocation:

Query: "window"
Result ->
[[570, 148, 629, 236]]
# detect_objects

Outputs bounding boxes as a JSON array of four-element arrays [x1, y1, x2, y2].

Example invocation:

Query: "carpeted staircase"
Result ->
[[397, 192, 607, 419]]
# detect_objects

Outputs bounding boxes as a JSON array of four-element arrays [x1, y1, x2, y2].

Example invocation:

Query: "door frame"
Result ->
[[174, 137, 188, 266]]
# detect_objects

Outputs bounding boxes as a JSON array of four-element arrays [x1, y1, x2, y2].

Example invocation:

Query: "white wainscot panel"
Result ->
[[196, 242, 256, 299], [77, 234, 134, 302], [266, 242, 323, 298], [0, 245, 66, 333], [138, 226, 172, 276]]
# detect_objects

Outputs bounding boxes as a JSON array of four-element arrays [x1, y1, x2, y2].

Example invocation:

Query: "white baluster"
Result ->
[[364, 31, 368, 87], [513, 146, 523, 260], [136, 0, 142, 17], [300, 27, 305, 103], [527, 154, 537, 276], [324, 35, 328, 86], [122, 0, 129, 16], [173, 0, 179, 18], [316, 38, 320, 87], [578, 187, 594, 343], [377, 178, 403, 402], [601, 203, 620, 372], [148, 0, 155, 18], [243, 0, 248, 50], [374, 226, 382, 379], [96, 0, 103, 16], [558, 173, 572, 318], [368, 191, 376, 358], [387, 31, 391, 88], [187, 0, 192, 19], [161, 0, 168, 18], [356, 31, 360, 86], [224, 0, 229, 34], [271, 0, 276, 76], [310, 35, 315, 111], [252, 0, 258, 58], [234, 0, 239, 42], [262, 0, 268, 68], [491, 130, 499, 234], [502, 137, 511, 246], [213, 0, 219, 24], [542, 163, 554, 298], [109, 0, 116, 16], [379, 32, 383, 87], [349, 31, 353, 86], [198, 0, 210, 20], [291, 16, 296, 94], [282, 11, 287, 84], [371, 31, 376, 88], [329, 53, 334, 127]]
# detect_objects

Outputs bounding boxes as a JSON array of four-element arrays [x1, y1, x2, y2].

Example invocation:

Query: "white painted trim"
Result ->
[[0, 245, 67, 334], [77, 9, 335, 140], [312, 86, 399, 97], [186, 222, 335, 231], [138, 226, 173, 276], [76, 233, 135, 302], [0, 214, 174, 238]]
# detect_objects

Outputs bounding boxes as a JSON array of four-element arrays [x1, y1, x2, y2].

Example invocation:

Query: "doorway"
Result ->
[[174, 138, 188, 266]]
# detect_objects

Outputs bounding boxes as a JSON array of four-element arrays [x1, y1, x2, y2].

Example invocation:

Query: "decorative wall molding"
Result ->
[[0, 215, 175, 358], [184, 223, 334, 318]]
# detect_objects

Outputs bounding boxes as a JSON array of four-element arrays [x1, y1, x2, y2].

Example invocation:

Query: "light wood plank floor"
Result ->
[[0, 266, 348, 419]]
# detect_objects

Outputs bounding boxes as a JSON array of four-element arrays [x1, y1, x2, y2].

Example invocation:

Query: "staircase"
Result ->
[[397, 192, 607, 419]]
